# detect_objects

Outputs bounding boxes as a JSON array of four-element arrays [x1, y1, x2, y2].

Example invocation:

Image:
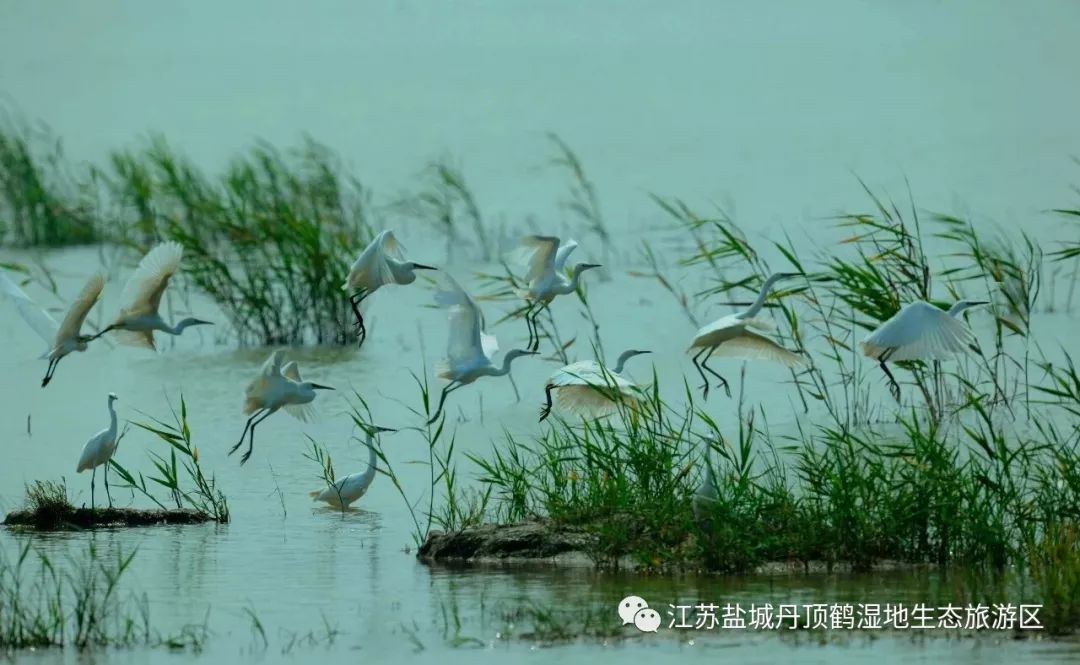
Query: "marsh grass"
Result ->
[[0, 116, 98, 247], [0, 540, 206, 651], [109, 394, 229, 523], [104, 136, 373, 345]]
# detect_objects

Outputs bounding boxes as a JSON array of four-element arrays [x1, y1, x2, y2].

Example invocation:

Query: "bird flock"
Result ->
[[1, 231, 987, 510]]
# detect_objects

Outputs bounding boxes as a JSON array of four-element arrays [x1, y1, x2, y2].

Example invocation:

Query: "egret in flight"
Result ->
[[514, 235, 601, 351], [1, 271, 106, 387], [76, 392, 119, 509], [310, 426, 395, 510], [230, 350, 335, 465], [93, 241, 213, 348], [539, 348, 651, 422], [343, 230, 436, 347], [427, 273, 536, 425], [687, 272, 804, 399], [860, 299, 988, 401]]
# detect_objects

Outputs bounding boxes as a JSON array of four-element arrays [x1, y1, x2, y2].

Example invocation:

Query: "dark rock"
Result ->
[[418, 521, 597, 562], [3, 506, 213, 530]]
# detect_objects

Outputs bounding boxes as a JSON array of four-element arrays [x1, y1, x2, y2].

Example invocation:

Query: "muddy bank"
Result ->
[[3, 506, 214, 530], [418, 521, 938, 574]]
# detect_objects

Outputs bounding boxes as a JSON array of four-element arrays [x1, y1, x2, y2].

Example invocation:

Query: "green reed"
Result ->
[[0, 540, 207, 652], [109, 394, 229, 522], [103, 136, 374, 345], [0, 118, 99, 247]]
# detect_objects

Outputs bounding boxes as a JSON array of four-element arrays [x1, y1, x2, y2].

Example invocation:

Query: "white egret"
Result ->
[[514, 235, 601, 351], [230, 350, 335, 465], [93, 241, 212, 348], [343, 230, 436, 347], [860, 299, 988, 401], [1, 271, 106, 387], [692, 457, 719, 521], [76, 392, 120, 509], [427, 273, 536, 425], [687, 273, 805, 399], [310, 426, 395, 509], [539, 348, 651, 422]]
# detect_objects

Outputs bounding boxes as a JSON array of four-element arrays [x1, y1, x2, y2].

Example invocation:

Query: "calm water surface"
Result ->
[[2, 1, 1080, 662]]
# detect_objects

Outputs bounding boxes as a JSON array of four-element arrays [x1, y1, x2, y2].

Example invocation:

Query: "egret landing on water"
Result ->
[[310, 426, 395, 510], [0, 271, 106, 387], [687, 273, 805, 399], [513, 235, 601, 352], [231, 350, 335, 466], [427, 273, 536, 425], [860, 299, 988, 401], [343, 229, 436, 348], [539, 349, 651, 422], [92, 241, 213, 349], [77, 393, 120, 509]]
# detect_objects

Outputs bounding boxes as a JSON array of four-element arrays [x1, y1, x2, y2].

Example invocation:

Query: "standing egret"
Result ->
[[539, 349, 651, 422], [310, 426, 395, 509], [1, 271, 106, 387], [76, 392, 120, 509], [343, 230, 437, 347], [687, 273, 804, 399], [514, 235, 601, 351], [860, 299, 988, 401], [692, 457, 719, 521], [93, 241, 213, 348], [230, 350, 335, 465], [427, 274, 536, 425]]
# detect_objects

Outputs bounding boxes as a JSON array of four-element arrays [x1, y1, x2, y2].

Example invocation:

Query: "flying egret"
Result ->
[[539, 348, 651, 422], [230, 350, 335, 465], [92, 241, 213, 348], [427, 273, 536, 425], [310, 426, 395, 509], [687, 273, 805, 399], [1, 271, 106, 387], [76, 392, 120, 509], [860, 299, 988, 401], [343, 230, 437, 347], [514, 235, 601, 351]]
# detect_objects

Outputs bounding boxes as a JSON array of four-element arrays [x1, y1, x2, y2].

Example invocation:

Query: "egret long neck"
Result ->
[[107, 401, 118, 435], [612, 349, 638, 374], [360, 433, 377, 485], [484, 352, 524, 378], [741, 274, 785, 319]]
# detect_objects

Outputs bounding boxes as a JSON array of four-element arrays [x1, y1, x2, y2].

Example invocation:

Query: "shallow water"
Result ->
[[3, 1, 1080, 662]]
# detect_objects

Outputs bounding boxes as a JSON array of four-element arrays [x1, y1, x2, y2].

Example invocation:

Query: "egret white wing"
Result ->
[[712, 330, 805, 367], [283, 401, 316, 422], [0, 272, 60, 350], [514, 235, 560, 284], [861, 301, 973, 361], [56, 273, 105, 344], [553, 238, 579, 272], [281, 360, 302, 382], [119, 241, 183, 317]]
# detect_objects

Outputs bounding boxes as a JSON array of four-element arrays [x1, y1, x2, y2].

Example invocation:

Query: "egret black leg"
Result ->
[[699, 347, 732, 398], [539, 384, 555, 422], [41, 357, 59, 388], [241, 410, 276, 466], [90, 467, 96, 511], [230, 410, 265, 457], [105, 462, 112, 508], [522, 304, 536, 351], [691, 347, 712, 400], [350, 292, 368, 348], [527, 305, 546, 352], [427, 382, 461, 425], [878, 358, 901, 402]]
